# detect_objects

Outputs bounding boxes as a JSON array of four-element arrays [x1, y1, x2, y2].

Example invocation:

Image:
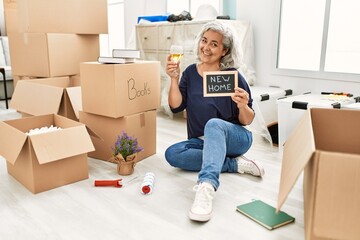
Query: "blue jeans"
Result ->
[[165, 118, 253, 190]]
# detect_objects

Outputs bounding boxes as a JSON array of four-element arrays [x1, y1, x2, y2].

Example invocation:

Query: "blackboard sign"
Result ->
[[203, 71, 238, 97]]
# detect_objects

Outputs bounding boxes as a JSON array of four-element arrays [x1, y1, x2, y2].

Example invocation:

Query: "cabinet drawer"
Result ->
[[136, 26, 158, 50], [158, 25, 184, 51]]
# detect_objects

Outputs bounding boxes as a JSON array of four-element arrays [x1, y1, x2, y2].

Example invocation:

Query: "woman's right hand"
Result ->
[[166, 55, 180, 78]]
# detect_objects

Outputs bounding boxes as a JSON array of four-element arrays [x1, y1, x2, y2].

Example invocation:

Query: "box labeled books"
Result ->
[[80, 61, 160, 118]]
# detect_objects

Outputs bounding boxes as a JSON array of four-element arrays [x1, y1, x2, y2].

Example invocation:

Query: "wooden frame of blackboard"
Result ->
[[203, 71, 238, 97]]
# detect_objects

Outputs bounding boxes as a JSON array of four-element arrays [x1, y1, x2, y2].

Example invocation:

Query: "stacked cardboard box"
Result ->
[[79, 61, 161, 163], [9, 33, 100, 77]]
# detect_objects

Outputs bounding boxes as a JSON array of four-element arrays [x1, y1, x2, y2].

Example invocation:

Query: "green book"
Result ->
[[236, 200, 295, 230]]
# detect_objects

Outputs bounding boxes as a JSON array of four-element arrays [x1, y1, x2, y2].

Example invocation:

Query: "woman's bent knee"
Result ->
[[165, 146, 179, 168], [204, 118, 226, 133]]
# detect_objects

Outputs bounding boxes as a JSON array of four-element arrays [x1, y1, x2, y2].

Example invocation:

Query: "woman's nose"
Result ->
[[203, 43, 210, 50]]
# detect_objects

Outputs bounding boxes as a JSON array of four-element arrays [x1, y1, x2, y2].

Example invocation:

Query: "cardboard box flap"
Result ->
[[10, 81, 64, 115], [29, 125, 95, 164], [277, 109, 316, 211], [0, 121, 27, 165], [85, 126, 103, 141], [313, 151, 360, 239], [311, 108, 360, 154], [66, 86, 82, 119]]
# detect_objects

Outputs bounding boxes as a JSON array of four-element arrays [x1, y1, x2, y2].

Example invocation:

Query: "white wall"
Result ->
[[236, 0, 360, 96]]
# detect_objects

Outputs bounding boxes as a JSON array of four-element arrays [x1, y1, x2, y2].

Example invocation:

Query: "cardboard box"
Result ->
[[81, 61, 161, 118], [10, 77, 82, 121], [277, 93, 358, 151], [79, 110, 157, 162], [17, 0, 108, 34], [8, 33, 99, 77], [277, 108, 360, 240], [0, 114, 96, 193]]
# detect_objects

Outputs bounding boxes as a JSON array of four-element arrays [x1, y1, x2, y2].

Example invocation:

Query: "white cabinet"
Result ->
[[136, 20, 256, 114]]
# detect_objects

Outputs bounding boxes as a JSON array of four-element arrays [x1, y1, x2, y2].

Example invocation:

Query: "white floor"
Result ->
[[0, 101, 305, 240]]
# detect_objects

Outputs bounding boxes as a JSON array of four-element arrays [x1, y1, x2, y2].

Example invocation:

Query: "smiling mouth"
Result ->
[[202, 51, 211, 56]]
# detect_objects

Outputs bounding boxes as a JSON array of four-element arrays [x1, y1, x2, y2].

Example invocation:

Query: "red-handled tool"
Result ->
[[94, 179, 123, 188]]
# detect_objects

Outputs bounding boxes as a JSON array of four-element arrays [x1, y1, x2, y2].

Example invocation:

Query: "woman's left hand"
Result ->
[[231, 87, 249, 109]]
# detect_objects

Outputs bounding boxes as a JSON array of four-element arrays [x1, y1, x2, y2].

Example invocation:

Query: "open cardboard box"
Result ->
[[277, 108, 360, 240], [0, 114, 97, 194], [10, 77, 82, 121], [80, 61, 160, 118], [79, 110, 156, 163]]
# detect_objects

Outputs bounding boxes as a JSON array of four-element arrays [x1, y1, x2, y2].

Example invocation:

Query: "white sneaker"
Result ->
[[237, 155, 265, 177], [188, 182, 215, 222]]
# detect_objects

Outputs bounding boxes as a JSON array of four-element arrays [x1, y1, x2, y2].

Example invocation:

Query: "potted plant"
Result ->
[[112, 131, 144, 175]]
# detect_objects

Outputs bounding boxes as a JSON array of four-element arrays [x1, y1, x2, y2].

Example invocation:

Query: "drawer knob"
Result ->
[[167, 36, 171, 40]]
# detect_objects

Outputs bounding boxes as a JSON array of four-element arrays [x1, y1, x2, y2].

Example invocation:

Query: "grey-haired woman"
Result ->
[[165, 21, 265, 222]]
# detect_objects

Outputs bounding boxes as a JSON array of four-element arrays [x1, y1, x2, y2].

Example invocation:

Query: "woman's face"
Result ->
[[199, 30, 227, 65]]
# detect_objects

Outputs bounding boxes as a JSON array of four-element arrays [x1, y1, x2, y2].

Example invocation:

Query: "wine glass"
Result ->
[[170, 45, 184, 63]]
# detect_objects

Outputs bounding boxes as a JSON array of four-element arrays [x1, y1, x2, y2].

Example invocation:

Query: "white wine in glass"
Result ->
[[170, 45, 184, 63]]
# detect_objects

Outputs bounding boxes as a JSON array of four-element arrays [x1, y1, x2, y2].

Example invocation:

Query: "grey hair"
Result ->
[[194, 21, 242, 70]]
